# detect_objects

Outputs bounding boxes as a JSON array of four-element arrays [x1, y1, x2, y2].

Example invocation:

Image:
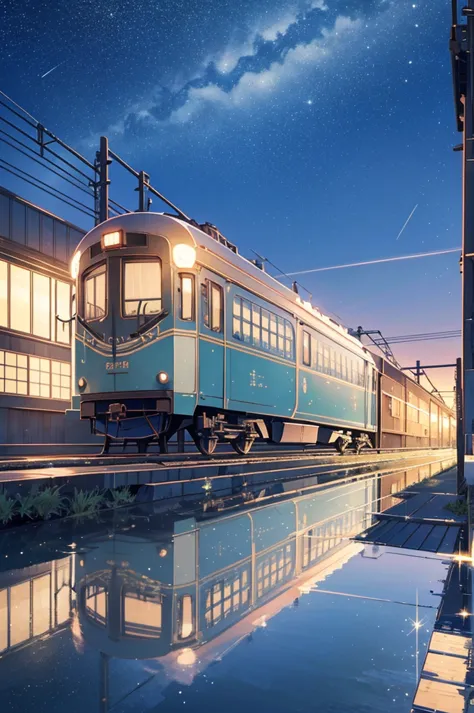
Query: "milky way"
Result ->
[[0, 0, 462, 398]]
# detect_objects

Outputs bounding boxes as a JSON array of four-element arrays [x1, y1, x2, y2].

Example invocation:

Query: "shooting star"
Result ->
[[395, 203, 418, 240], [40, 61, 65, 80], [286, 247, 461, 277]]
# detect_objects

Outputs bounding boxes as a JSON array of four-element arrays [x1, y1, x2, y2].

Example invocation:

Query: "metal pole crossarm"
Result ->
[[401, 363, 458, 370]]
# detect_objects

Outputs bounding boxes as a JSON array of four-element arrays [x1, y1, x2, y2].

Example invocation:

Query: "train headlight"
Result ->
[[173, 244, 196, 269], [102, 230, 123, 249], [78, 377, 87, 390], [157, 371, 169, 384], [70, 251, 81, 279]]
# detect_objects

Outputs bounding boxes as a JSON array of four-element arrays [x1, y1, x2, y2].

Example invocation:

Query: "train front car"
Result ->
[[71, 213, 198, 452]]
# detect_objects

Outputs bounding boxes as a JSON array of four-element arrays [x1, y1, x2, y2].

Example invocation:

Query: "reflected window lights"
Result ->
[[0, 559, 71, 654], [256, 545, 293, 598], [178, 594, 194, 639], [204, 570, 249, 628], [85, 584, 107, 627], [123, 589, 162, 638]]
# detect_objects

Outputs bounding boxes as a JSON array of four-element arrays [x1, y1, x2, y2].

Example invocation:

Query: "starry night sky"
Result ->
[[0, 0, 461, 400]]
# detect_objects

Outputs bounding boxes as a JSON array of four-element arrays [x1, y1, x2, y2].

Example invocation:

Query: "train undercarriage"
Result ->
[[92, 403, 374, 457]]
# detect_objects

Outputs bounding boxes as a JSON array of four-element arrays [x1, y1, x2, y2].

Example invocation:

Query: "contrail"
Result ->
[[41, 61, 65, 79], [396, 203, 418, 240], [286, 247, 461, 277]]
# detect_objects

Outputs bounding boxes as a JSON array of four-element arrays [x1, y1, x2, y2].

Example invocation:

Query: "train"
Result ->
[[69, 212, 455, 455]]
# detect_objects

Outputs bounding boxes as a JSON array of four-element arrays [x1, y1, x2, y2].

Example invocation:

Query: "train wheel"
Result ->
[[335, 437, 348, 455], [195, 434, 218, 456], [231, 435, 255, 456]]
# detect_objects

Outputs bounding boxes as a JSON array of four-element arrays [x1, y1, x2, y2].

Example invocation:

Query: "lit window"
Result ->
[[303, 331, 311, 366], [10, 265, 31, 333], [29, 357, 50, 398], [178, 594, 194, 639], [0, 351, 27, 395], [84, 264, 107, 321], [180, 275, 194, 321], [0, 261, 8, 327], [32, 575, 51, 636], [85, 585, 107, 627], [123, 260, 161, 317], [9, 582, 30, 647], [123, 590, 162, 638], [210, 283, 222, 332], [32, 273, 51, 339], [56, 280, 71, 344]]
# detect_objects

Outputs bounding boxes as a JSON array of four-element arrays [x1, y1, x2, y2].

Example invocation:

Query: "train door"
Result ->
[[198, 272, 225, 408]]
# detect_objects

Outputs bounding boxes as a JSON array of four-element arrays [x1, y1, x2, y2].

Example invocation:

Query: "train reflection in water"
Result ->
[[75, 457, 454, 665], [0, 455, 455, 711]]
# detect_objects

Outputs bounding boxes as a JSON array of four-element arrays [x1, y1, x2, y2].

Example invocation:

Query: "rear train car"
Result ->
[[372, 355, 456, 450]]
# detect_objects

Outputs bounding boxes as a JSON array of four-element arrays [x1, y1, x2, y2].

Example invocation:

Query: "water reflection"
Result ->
[[0, 457, 456, 712]]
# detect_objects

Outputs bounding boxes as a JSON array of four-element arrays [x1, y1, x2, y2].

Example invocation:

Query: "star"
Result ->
[[307, 99, 313, 105]]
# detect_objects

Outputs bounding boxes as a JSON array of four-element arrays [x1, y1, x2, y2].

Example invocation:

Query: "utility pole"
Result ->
[[451, 1, 473, 489]]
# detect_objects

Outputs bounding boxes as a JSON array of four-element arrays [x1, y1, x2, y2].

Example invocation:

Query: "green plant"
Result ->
[[16, 491, 38, 520], [34, 486, 66, 520], [107, 487, 136, 508], [444, 499, 468, 517], [0, 492, 16, 524], [68, 487, 104, 516]]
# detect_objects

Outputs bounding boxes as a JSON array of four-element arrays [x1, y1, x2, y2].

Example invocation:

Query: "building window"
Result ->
[[10, 265, 31, 333], [180, 275, 194, 320], [0, 350, 70, 400], [0, 260, 7, 328], [0, 351, 28, 395], [123, 260, 161, 317], [84, 264, 107, 321], [55, 280, 71, 344], [0, 260, 71, 344], [51, 361, 71, 400], [232, 296, 294, 359], [32, 273, 51, 339]]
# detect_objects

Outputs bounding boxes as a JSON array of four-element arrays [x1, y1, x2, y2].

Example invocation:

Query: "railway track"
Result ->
[[0, 446, 456, 473]]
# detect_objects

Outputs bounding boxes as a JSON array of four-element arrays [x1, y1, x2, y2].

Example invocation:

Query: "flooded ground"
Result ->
[[0, 458, 458, 712]]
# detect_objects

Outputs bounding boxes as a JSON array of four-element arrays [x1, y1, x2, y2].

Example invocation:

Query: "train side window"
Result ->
[[84, 264, 107, 321], [201, 283, 209, 327], [303, 331, 311, 366], [371, 368, 377, 392], [210, 283, 223, 332], [180, 275, 194, 320]]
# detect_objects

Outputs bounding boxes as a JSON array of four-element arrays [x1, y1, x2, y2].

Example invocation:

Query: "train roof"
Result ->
[[73, 211, 373, 361]]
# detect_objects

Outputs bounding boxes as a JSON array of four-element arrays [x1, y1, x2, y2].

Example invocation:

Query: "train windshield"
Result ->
[[84, 264, 107, 321], [123, 260, 162, 317]]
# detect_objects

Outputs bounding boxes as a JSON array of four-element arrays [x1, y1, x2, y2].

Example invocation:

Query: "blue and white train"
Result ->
[[69, 212, 439, 455]]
